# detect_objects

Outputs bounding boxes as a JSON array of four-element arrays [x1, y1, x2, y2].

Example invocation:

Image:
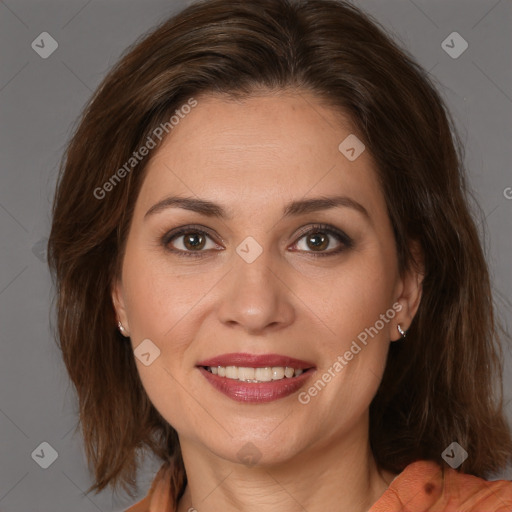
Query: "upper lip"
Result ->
[[197, 352, 315, 369]]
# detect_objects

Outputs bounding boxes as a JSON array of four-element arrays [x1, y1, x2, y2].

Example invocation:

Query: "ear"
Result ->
[[111, 277, 130, 336], [391, 240, 424, 341]]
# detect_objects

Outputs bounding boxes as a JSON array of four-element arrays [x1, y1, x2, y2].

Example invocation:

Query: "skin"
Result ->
[[112, 91, 424, 512]]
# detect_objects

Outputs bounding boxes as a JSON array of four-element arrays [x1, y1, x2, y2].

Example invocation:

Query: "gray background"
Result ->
[[0, 0, 511, 510]]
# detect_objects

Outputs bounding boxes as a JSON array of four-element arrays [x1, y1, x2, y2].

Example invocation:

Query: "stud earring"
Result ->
[[118, 321, 129, 337], [397, 324, 407, 339]]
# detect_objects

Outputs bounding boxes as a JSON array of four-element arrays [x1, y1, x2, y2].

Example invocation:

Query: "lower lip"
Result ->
[[198, 367, 315, 403]]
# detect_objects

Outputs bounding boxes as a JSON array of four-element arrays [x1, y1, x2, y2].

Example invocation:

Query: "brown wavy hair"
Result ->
[[47, 0, 512, 503]]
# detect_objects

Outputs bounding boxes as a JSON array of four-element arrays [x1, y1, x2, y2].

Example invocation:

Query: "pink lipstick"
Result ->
[[196, 352, 316, 403]]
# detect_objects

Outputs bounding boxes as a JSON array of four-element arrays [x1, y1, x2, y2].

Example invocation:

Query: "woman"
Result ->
[[47, 0, 512, 511]]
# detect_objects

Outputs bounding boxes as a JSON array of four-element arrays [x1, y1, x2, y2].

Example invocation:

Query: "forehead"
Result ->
[[136, 92, 385, 220]]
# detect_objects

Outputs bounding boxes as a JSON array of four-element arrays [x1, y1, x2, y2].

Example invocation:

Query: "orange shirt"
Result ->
[[125, 459, 512, 512]]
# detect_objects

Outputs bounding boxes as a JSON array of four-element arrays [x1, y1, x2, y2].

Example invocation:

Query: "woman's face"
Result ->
[[112, 91, 422, 465]]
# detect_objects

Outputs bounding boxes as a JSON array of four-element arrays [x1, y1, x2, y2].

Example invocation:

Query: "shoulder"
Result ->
[[370, 459, 512, 512], [125, 494, 152, 512], [125, 462, 174, 512], [441, 463, 512, 512]]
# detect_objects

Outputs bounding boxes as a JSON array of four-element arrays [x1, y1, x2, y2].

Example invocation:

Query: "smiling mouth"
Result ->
[[197, 356, 316, 403], [202, 365, 312, 382]]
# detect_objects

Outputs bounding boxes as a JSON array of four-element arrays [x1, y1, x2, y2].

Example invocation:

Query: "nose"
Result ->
[[216, 246, 295, 334]]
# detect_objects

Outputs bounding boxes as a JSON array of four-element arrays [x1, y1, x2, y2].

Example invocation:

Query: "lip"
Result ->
[[196, 352, 315, 369], [196, 353, 316, 404], [198, 366, 315, 403]]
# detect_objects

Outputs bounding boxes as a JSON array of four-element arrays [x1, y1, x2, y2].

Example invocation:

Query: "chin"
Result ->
[[201, 428, 306, 468]]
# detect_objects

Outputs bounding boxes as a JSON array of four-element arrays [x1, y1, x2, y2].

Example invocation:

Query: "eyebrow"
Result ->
[[144, 195, 369, 220]]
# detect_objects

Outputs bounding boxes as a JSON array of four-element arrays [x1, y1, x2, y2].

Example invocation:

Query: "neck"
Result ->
[[175, 415, 395, 512]]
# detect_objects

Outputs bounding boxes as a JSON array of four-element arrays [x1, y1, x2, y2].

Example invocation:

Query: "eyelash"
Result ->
[[161, 223, 353, 259]]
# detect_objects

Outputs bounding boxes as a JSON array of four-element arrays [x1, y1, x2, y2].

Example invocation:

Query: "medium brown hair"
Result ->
[[47, 0, 512, 502]]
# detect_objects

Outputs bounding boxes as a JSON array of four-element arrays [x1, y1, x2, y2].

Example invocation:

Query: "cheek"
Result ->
[[121, 251, 204, 432], [307, 246, 397, 406], [314, 253, 397, 346], [135, 358, 198, 438], [121, 247, 200, 340]]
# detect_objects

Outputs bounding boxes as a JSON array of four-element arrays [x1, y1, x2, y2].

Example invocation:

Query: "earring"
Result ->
[[118, 321, 128, 337], [397, 324, 407, 339]]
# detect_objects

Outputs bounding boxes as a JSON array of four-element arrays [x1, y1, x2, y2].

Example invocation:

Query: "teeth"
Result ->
[[205, 365, 306, 382], [226, 366, 238, 379], [238, 367, 254, 380], [271, 367, 285, 380], [255, 367, 273, 382]]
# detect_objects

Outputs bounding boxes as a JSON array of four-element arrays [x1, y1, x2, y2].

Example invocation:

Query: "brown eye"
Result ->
[[304, 232, 330, 251], [162, 226, 221, 257], [292, 224, 353, 257], [181, 231, 207, 251]]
